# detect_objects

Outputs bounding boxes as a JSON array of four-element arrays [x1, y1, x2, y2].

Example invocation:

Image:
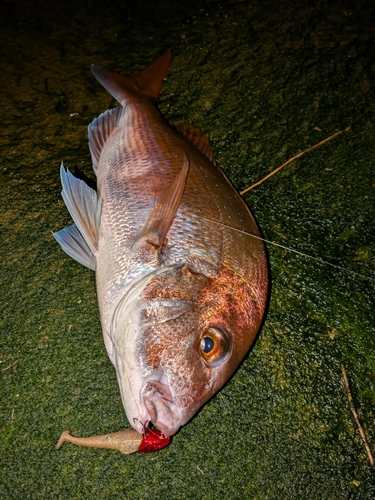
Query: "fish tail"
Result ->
[[91, 49, 171, 105]]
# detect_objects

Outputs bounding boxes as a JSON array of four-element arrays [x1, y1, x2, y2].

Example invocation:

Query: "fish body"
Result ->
[[54, 50, 269, 437]]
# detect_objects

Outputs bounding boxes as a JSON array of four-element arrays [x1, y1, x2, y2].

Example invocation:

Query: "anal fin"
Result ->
[[54, 224, 96, 270], [88, 106, 122, 173], [60, 164, 100, 256]]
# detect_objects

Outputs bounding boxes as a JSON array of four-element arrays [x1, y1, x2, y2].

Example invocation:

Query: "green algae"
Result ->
[[1, 1, 374, 498]]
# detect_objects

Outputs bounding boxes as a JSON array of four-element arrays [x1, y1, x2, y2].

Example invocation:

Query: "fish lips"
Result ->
[[140, 379, 181, 436]]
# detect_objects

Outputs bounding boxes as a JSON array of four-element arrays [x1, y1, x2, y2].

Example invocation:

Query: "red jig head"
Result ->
[[139, 428, 171, 453]]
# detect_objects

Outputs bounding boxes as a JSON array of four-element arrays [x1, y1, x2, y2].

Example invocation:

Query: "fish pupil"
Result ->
[[202, 336, 215, 353]]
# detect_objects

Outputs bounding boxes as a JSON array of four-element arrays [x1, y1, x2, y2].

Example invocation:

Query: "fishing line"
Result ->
[[213, 128, 375, 281], [192, 213, 375, 283]]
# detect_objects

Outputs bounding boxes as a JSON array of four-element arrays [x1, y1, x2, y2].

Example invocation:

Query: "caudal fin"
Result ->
[[91, 49, 171, 105]]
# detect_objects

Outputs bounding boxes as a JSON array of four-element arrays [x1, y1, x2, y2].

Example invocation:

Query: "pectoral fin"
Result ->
[[59, 164, 100, 256], [135, 156, 189, 250]]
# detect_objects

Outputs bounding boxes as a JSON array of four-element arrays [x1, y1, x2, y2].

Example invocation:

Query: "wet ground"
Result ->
[[1, 0, 375, 498]]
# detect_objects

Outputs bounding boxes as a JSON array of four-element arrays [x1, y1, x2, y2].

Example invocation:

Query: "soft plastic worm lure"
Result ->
[[56, 427, 171, 454]]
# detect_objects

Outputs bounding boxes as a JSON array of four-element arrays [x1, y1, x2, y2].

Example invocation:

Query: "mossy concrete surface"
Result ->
[[1, 1, 374, 498]]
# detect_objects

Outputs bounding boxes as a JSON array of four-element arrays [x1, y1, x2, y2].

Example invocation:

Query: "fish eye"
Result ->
[[201, 336, 215, 353], [200, 327, 230, 366]]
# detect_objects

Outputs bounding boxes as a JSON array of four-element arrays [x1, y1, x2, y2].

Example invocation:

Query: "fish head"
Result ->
[[113, 263, 266, 437]]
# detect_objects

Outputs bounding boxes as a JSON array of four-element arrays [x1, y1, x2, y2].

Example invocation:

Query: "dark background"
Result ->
[[1, 0, 374, 498]]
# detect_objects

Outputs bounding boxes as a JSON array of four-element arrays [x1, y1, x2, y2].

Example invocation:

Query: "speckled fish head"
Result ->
[[121, 263, 264, 437]]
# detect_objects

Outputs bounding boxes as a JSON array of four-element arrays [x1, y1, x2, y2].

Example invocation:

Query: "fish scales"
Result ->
[[97, 104, 225, 323], [54, 50, 268, 439]]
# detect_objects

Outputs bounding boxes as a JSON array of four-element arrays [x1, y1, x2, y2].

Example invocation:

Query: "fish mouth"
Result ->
[[139, 375, 181, 436]]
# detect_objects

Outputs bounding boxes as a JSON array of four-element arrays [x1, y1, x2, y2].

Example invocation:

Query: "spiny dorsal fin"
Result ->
[[88, 106, 122, 173], [174, 121, 217, 166], [134, 156, 189, 249], [91, 49, 171, 105], [60, 164, 100, 256], [53, 224, 96, 270]]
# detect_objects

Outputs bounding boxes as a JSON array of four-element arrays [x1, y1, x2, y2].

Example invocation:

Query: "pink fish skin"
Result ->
[[54, 50, 269, 437]]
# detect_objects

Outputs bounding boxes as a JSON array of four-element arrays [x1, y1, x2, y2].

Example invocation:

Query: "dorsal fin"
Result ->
[[134, 156, 189, 249], [91, 49, 171, 105], [88, 106, 122, 173], [174, 121, 217, 166]]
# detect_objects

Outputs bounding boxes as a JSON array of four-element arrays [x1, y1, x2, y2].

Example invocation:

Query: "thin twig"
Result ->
[[341, 364, 374, 466], [1, 359, 19, 372], [240, 129, 345, 195], [195, 465, 205, 475]]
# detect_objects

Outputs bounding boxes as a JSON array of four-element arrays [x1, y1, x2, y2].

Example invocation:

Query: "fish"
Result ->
[[54, 49, 269, 439]]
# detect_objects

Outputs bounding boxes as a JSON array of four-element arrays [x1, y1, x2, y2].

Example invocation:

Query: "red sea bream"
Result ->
[[54, 50, 269, 438]]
